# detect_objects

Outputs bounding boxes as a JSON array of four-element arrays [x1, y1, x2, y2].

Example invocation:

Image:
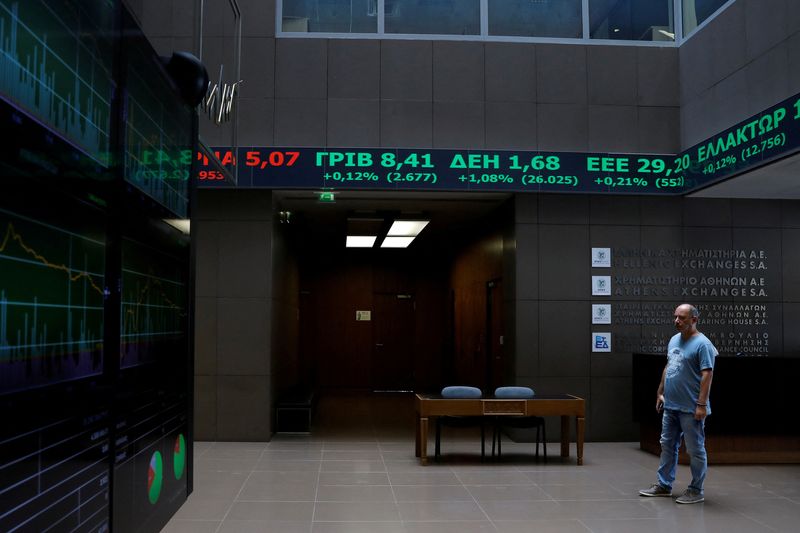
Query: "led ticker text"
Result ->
[[199, 147, 688, 194], [195, 91, 800, 194]]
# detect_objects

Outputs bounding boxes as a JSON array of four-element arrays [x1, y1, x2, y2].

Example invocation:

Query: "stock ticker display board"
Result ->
[[197, 91, 800, 195], [123, 18, 194, 218]]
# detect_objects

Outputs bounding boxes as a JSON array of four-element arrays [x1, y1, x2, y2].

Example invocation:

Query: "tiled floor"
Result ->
[[163, 395, 800, 532]]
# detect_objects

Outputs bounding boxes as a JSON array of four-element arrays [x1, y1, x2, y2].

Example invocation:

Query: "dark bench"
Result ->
[[275, 387, 315, 433]]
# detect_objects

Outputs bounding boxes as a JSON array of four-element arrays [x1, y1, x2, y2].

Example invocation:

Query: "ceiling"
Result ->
[[273, 190, 511, 247]]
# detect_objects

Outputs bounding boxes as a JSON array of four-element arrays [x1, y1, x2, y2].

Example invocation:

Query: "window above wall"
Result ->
[[277, 0, 739, 45]]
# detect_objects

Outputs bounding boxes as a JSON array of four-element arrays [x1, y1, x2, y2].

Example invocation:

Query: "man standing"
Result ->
[[639, 303, 716, 504]]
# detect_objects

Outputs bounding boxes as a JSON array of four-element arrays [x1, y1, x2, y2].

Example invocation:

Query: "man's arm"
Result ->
[[694, 369, 713, 420], [656, 365, 667, 413]]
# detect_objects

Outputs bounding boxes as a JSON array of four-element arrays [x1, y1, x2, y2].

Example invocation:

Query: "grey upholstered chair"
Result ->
[[434, 386, 486, 461], [491, 386, 546, 461]]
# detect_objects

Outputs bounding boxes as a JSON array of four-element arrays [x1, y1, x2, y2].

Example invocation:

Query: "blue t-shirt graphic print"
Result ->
[[664, 333, 717, 415]]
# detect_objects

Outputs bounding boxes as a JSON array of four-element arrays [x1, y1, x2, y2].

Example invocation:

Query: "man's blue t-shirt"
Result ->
[[664, 332, 717, 415]]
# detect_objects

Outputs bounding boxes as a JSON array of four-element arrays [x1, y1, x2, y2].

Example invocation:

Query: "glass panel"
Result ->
[[282, 0, 377, 33], [489, 0, 582, 38], [385, 0, 480, 35], [683, 0, 729, 36], [590, 0, 675, 41]]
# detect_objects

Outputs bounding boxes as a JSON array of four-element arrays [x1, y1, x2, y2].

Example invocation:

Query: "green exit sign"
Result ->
[[318, 191, 335, 202]]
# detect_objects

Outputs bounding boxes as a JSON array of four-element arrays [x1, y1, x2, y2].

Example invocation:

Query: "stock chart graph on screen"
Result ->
[[0, 0, 114, 166], [0, 207, 105, 394], [120, 238, 187, 369]]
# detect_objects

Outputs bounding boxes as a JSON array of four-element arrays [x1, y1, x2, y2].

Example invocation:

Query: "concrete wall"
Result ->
[[232, 38, 679, 152], [194, 190, 276, 440], [680, 0, 800, 148], [137, 1, 679, 152], [512, 195, 800, 441]]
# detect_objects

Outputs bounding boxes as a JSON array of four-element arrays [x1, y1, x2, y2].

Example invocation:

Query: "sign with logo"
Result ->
[[593, 332, 611, 352], [356, 310, 371, 321], [592, 304, 612, 324], [591, 247, 611, 267], [201, 64, 242, 126], [592, 276, 611, 296]]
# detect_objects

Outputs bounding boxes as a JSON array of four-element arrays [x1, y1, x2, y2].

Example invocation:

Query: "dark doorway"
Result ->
[[372, 293, 415, 391], [486, 278, 505, 390]]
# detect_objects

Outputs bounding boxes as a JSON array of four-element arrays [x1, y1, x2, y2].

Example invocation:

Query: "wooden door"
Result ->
[[372, 293, 415, 391], [486, 278, 505, 390]]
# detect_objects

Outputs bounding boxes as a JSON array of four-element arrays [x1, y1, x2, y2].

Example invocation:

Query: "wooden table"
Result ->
[[415, 393, 585, 465]]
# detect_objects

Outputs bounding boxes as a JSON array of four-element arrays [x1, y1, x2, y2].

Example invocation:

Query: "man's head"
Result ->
[[674, 303, 699, 337]]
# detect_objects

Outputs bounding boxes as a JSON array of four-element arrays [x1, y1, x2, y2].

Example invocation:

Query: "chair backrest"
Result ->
[[494, 386, 535, 398], [441, 386, 482, 398]]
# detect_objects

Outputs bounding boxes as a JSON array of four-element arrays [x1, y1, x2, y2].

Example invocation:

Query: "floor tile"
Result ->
[[539, 481, 629, 500], [466, 484, 552, 502], [164, 396, 800, 533], [718, 497, 800, 531], [402, 521, 497, 532], [311, 522, 406, 533], [455, 471, 536, 485], [323, 450, 383, 460], [320, 460, 387, 472], [226, 501, 314, 521], [478, 499, 570, 521], [217, 520, 313, 533], [389, 472, 461, 485], [172, 496, 232, 520], [160, 519, 221, 533], [254, 459, 322, 471], [313, 501, 401, 521], [316, 484, 395, 502], [397, 500, 487, 521], [317, 472, 390, 485], [493, 519, 591, 532], [190, 471, 249, 501], [393, 484, 473, 502], [581, 515, 775, 533]]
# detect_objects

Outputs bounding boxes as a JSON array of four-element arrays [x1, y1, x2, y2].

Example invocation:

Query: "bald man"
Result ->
[[639, 303, 717, 504]]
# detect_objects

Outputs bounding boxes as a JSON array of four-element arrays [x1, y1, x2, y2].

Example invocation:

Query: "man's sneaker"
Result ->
[[675, 488, 704, 504], [639, 484, 672, 497]]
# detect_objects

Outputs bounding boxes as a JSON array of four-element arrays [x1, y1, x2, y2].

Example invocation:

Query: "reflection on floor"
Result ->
[[164, 393, 800, 532]]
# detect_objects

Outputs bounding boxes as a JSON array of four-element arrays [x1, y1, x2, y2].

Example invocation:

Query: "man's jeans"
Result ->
[[657, 409, 707, 493]]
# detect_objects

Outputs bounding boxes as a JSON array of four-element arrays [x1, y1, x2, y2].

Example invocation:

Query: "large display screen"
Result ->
[[123, 14, 193, 218], [0, 186, 110, 532], [113, 392, 188, 533], [0, 206, 105, 395], [120, 238, 187, 369], [114, 226, 190, 532], [0, 0, 114, 167], [0, 396, 111, 532]]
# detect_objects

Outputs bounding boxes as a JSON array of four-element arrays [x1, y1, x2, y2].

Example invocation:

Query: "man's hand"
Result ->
[[694, 404, 707, 421], [656, 394, 665, 413]]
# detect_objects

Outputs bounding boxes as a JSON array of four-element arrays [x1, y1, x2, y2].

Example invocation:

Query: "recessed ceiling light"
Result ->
[[346, 235, 377, 248], [387, 220, 429, 236], [164, 219, 190, 234], [381, 236, 415, 248]]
